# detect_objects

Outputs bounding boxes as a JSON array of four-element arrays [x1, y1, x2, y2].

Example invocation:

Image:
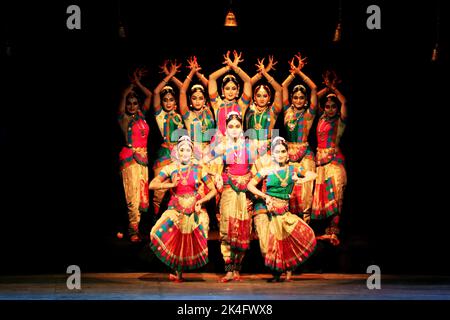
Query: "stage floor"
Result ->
[[1, 273, 450, 300]]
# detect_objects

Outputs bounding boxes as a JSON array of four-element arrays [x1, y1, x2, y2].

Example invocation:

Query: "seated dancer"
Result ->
[[117, 68, 152, 242], [204, 111, 256, 282], [149, 136, 216, 282], [311, 70, 347, 246], [247, 136, 317, 282]]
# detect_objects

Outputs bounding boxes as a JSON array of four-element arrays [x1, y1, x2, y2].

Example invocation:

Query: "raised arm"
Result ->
[[257, 56, 282, 114], [330, 84, 347, 120], [208, 52, 232, 99], [226, 50, 252, 100], [118, 84, 135, 116], [191, 57, 209, 88], [179, 59, 198, 117], [292, 53, 317, 112], [251, 55, 278, 86], [131, 67, 152, 113], [282, 59, 297, 107], [153, 61, 181, 114]]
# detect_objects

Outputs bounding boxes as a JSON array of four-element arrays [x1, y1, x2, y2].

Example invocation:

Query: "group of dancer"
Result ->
[[117, 51, 348, 282]]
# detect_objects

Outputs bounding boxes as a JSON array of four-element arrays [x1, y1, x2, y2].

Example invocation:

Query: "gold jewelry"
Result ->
[[178, 164, 192, 186], [285, 107, 305, 131], [194, 108, 208, 133], [253, 107, 267, 130], [273, 165, 290, 188]]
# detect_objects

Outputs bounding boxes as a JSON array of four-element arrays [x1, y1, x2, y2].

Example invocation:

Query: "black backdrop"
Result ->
[[1, 0, 448, 275]]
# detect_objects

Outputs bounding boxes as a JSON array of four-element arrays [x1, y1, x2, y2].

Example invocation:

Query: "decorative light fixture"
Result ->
[[431, 1, 440, 62], [333, 0, 342, 42], [224, 0, 238, 27], [118, 0, 127, 38]]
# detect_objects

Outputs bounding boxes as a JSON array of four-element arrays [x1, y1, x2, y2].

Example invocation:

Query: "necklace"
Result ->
[[229, 139, 243, 164], [273, 165, 290, 187], [194, 108, 208, 133], [286, 107, 305, 131], [253, 107, 267, 130], [169, 111, 183, 128], [178, 163, 192, 186]]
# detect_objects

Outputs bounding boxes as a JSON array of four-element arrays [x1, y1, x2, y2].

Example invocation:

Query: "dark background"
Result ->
[[1, 0, 448, 275]]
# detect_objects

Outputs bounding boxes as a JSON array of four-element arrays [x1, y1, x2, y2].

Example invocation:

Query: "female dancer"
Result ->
[[311, 70, 347, 246], [208, 50, 252, 137], [247, 137, 317, 282], [152, 62, 186, 215], [282, 53, 318, 222], [246, 57, 283, 258], [179, 57, 215, 160], [205, 111, 255, 282], [118, 68, 152, 242], [149, 136, 216, 282]]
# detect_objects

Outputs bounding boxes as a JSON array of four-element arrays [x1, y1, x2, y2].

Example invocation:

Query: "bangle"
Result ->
[[303, 77, 309, 82], [187, 75, 192, 81], [162, 79, 168, 85], [289, 73, 295, 79], [268, 77, 274, 84], [236, 67, 241, 75]]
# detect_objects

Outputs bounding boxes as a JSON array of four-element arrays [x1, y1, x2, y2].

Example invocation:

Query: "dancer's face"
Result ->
[[222, 82, 238, 101], [190, 92, 205, 110], [162, 93, 176, 112], [178, 143, 192, 164], [272, 144, 288, 165], [226, 119, 242, 139], [126, 97, 139, 114], [292, 91, 307, 108], [324, 100, 338, 117], [254, 87, 270, 108]]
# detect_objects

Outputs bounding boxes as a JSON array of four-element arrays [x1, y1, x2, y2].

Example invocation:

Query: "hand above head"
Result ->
[[187, 56, 201, 72], [232, 50, 244, 66], [294, 52, 307, 70], [323, 70, 341, 89], [159, 60, 170, 76], [169, 60, 182, 76], [266, 55, 278, 72], [123, 83, 135, 96], [222, 50, 233, 67], [255, 57, 266, 74]]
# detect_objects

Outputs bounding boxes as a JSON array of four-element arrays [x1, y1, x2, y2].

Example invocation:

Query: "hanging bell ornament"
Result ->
[[224, 10, 238, 27], [431, 43, 439, 62], [333, 23, 342, 42]]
